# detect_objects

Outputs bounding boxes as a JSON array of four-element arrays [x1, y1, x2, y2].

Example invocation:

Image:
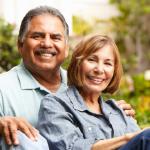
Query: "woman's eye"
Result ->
[[105, 62, 113, 66], [87, 57, 95, 62], [88, 59, 94, 61]]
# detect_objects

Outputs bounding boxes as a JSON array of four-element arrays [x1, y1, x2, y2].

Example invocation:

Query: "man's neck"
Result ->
[[29, 68, 62, 93]]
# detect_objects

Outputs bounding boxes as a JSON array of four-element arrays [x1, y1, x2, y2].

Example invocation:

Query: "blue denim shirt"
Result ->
[[38, 86, 140, 150]]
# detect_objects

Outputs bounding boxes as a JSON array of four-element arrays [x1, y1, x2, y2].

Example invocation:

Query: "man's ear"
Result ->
[[17, 40, 23, 56]]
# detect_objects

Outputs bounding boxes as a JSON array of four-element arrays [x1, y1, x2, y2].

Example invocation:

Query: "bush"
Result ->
[[0, 18, 20, 71]]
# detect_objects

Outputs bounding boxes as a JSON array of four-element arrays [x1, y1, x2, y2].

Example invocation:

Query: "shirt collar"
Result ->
[[66, 86, 88, 111], [100, 97, 113, 115], [16, 63, 40, 90], [66, 86, 118, 115], [103, 99, 122, 115], [16, 62, 67, 91]]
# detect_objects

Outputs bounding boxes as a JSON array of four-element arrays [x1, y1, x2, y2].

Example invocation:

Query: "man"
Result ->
[[0, 6, 135, 149]]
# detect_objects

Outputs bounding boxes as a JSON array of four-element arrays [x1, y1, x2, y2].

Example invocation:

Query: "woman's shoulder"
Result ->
[[42, 86, 76, 107]]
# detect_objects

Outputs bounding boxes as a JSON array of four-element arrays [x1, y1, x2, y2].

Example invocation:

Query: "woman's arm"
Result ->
[[38, 94, 141, 150], [92, 131, 141, 150]]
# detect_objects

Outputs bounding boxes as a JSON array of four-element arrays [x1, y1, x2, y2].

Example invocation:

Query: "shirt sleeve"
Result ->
[[38, 95, 94, 150], [125, 116, 141, 132], [0, 89, 4, 116], [110, 99, 141, 132]]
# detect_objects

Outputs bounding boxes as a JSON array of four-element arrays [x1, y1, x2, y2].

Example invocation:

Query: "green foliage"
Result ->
[[108, 0, 150, 125], [62, 50, 72, 70], [0, 18, 20, 71], [72, 15, 92, 35], [136, 110, 150, 127], [132, 74, 150, 96], [105, 73, 150, 126], [109, 0, 150, 73]]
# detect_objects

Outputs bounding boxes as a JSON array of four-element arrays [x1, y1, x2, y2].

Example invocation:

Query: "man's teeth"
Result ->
[[40, 53, 54, 57], [38, 52, 56, 57]]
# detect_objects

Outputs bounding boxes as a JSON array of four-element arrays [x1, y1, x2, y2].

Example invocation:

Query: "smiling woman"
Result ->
[[68, 35, 122, 94], [38, 35, 150, 150]]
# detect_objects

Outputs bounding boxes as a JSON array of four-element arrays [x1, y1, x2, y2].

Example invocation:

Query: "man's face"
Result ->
[[18, 14, 68, 73]]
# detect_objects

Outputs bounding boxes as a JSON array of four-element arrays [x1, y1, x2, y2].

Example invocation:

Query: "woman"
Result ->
[[38, 35, 150, 150]]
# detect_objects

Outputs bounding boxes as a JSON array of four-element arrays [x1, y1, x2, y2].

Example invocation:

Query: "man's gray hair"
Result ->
[[18, 6, 69, 44]]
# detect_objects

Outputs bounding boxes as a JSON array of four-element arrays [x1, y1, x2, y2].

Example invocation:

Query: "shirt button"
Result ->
[[88, 127, 92, 131]]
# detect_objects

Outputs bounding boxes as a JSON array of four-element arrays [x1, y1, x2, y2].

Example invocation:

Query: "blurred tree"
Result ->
[[110, 0, 150, 73], [0, 18, 20, 72], [72, 15, 92, 35]]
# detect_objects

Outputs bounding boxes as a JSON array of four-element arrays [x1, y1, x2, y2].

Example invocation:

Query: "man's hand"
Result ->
[[0, 116, 38, 145], [116, 100, 135, 117]]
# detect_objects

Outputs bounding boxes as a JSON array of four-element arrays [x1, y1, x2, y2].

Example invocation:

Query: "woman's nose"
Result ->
[[94, 64, 104, 74]]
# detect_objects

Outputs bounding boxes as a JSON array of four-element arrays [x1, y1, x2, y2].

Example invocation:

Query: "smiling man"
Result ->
[[0, 6, 69, 149]]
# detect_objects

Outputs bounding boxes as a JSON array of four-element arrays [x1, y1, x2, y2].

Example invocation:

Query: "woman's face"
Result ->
[[80, 45, 115, 96]]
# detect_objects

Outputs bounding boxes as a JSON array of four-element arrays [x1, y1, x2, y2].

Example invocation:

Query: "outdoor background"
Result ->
[[0, 0, 150, 127]]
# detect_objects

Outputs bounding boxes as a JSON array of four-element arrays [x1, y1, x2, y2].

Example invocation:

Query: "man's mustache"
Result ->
[[35, 48, 57, 56]]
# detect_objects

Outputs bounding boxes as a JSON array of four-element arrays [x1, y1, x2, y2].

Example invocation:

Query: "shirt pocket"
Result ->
[[83, 125, 106, 140]]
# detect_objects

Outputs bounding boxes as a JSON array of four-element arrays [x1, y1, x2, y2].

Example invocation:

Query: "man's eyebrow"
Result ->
[[29, 32, 63, 36], [30, 32, 45, 35], [51, 33, 63, 37], [26, 32, 45, 37]]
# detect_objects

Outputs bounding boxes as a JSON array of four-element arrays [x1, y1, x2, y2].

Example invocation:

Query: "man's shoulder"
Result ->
[[0, 65, 22, 88], [0, 67, 17, 80]]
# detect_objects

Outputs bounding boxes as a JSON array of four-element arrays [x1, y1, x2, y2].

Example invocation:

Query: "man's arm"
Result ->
[[116, 100, 135, 117], [0, 116, 38, 145], [0, 85, 39, 145]]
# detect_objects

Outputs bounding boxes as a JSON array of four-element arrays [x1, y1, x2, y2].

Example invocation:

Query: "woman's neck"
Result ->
[[79, 90, 102, 114]]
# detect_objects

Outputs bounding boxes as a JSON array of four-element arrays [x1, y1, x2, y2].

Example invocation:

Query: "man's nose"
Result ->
[[40, 36, 53, 47]]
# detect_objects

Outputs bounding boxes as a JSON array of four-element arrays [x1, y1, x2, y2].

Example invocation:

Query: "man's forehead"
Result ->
[[30, 14, 63, 26], [27, 16, 65, 32]]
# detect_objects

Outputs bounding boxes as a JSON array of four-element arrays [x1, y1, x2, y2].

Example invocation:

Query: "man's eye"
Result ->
[[32, 35, 42, 40], [52, 36, 61, 41]]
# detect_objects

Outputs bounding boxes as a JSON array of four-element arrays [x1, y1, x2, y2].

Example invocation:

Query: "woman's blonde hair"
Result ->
[[67, 35, 123, 94]]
